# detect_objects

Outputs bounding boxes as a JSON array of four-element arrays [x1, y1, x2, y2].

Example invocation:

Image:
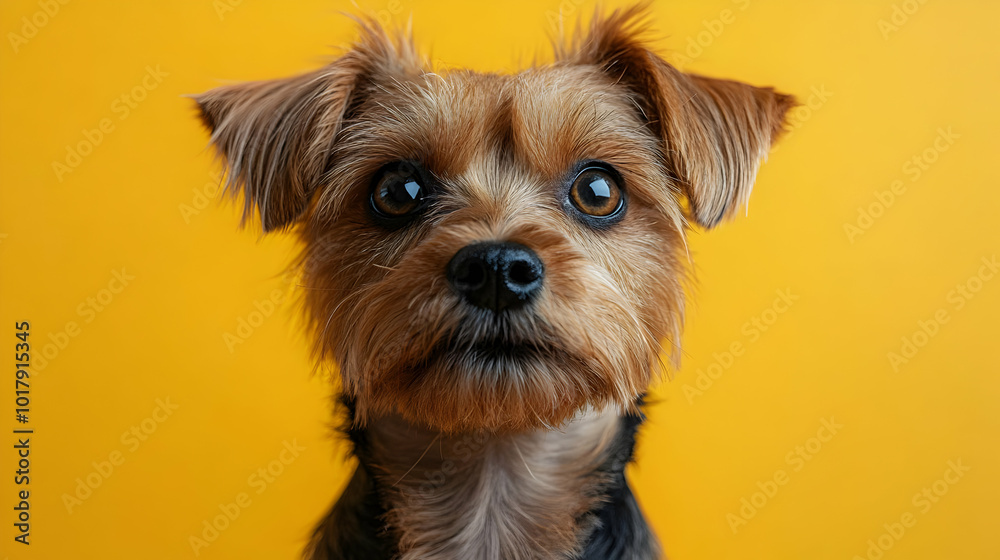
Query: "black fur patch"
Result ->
[[303, 398, 396, 560], [576, 400, 660, 559], [304, 465, 395, 560]]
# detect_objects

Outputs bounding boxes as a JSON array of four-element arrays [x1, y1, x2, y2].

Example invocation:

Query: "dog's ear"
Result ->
[[560, 6, 795, 228], [194, 22, 424, 232]]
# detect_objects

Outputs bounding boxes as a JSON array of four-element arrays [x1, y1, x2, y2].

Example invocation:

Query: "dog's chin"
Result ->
[[362, 335, 613, 433]]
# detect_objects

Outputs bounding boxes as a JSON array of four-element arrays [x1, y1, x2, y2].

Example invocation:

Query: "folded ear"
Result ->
[[194, 22, 424, 232], [561, 6, 795, 228]]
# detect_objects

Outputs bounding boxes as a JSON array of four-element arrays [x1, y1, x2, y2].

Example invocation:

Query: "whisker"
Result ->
[[392, 433, 441, 487], [296, 283, 354, 292], [512, 440, 538, 482]]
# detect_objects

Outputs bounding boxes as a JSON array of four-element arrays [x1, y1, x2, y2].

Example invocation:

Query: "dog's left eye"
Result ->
[[568, 166, 624, 218], [370, 162, 427, 221]]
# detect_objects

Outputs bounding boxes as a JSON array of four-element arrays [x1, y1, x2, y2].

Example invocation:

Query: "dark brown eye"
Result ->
[[370, 163, 426, 219], [569, 167, 623, 217]]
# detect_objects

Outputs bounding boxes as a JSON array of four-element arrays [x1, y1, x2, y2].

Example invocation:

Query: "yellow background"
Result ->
[[1, 0, 997, 558]]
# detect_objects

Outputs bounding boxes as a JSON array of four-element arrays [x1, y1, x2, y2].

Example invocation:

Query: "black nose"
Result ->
[[446, 242, 544, 312]]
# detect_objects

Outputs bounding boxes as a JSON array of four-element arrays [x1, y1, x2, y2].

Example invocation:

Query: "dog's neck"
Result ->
[[368, 408, 621, 560], [308, 402, 659, 560]]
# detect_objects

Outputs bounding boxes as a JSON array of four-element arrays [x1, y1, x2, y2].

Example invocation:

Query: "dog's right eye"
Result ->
[[370, 162, 428, 224]]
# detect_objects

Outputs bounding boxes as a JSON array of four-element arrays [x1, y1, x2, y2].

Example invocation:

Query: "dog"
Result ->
[[195, 5, 793, 559]]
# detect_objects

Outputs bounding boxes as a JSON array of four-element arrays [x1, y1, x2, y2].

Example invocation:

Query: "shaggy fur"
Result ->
[[195, 5, 792, 559]]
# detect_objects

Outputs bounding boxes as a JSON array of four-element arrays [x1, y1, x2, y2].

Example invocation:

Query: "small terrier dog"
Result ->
[[196, 6, 792, 559]]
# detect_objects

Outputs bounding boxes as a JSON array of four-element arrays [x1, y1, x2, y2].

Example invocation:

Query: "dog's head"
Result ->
[[195, 7, 793, 433]]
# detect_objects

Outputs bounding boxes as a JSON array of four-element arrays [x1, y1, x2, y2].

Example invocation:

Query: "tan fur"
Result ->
[[299, 64, 686, 433], [195, 6, 792, 558]]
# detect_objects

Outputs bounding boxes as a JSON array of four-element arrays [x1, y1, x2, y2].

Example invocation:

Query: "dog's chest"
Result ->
[[365, 409, 621, 560]]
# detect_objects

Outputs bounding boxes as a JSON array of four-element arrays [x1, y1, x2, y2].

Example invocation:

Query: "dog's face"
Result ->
[[196, 8, 793, 433]]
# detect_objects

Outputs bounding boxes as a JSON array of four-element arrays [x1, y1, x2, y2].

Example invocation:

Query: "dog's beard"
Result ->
[[366, 329, 608, 433], [332, 282, 656, 433]]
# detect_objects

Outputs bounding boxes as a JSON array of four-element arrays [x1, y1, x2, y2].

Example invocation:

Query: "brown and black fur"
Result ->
[[195, 5, 793, 559], [306, 397, 654, 560]]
